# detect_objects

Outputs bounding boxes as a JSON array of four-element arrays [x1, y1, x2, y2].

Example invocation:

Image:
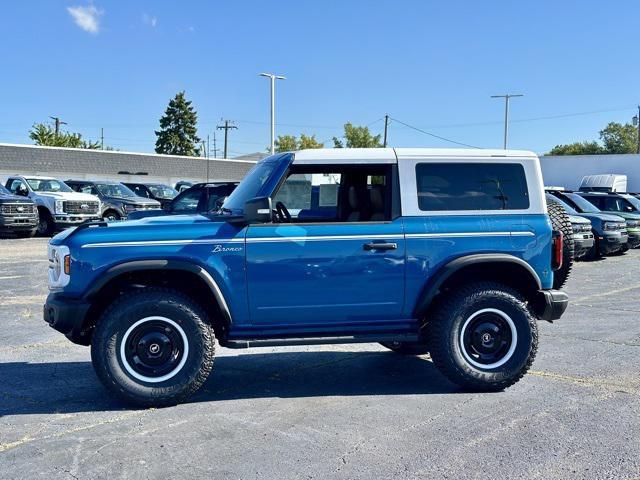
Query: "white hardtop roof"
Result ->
[[292, 148, 537, 164], [11, 174, 60, 180]]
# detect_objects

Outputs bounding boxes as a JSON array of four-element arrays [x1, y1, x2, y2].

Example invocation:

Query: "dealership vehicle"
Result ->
[[44, 148, 568, 406], [174, 181, 193, 193], [547, 190, 628, 258], [577, 192, 640, 249], [122, 182, 177, 208], [545, 194, 593, 260], [579, 174, 627, 193], [66, 180, 161, 221], [127, 182, 238, 220], [0, 184, 38, 237], [5, 176, 100, 235]]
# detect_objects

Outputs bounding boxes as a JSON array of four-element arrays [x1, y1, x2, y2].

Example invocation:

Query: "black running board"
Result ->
[[224, 333, 420, 349]]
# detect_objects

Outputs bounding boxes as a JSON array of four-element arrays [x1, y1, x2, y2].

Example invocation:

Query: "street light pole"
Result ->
[[259, 72, 286, 155], [491, 94, 523, 149], [633, 106, 640, 154]]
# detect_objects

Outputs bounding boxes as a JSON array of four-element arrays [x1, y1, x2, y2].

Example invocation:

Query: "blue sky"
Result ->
[[1, 0, 639, 156]]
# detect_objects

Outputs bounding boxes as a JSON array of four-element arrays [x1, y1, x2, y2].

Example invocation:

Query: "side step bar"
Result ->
[[224, 333, 420, 349]]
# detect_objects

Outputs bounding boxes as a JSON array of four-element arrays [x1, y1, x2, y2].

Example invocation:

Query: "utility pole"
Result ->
[[490, 94, 523, 149], [216, 120, 237, 159], [212, 132, 219, 159], [206, 134, 210, 182], [634, 106, 640, 154], [49, 116, 67, 137], [383, 114, 390, 147], [259, 72, 286, 155], [100, 128, 104, 149]]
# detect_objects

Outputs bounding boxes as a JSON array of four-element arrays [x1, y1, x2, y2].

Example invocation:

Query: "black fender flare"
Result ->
[[413, 253, 542, 318], [84, 259, 232, 326]]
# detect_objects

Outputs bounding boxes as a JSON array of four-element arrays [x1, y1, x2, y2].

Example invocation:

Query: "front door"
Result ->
[[244, 165, 406, 328]]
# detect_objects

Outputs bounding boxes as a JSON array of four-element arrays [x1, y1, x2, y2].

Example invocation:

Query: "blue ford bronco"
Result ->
[[44, 148, 568, 406]]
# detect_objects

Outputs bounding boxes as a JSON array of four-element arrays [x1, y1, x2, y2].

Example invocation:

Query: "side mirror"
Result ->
[[244, 196, 272, 224]]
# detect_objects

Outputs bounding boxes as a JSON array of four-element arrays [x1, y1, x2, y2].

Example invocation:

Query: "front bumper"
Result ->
[[599, 231, 628, 254], [627, 230, 640, 248], [54, 215, 101, 229], [0, 214, 38, 230], [572, 232, 595, 258], [534, 289, 569, 322], [43, 292, 92, 345]]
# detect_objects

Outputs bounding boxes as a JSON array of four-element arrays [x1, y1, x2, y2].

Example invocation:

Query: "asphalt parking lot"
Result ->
[[0, 238, 639, 480]]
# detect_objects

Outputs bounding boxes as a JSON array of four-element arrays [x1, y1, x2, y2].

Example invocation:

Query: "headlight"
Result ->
[[48, 244, 71, 289], [55, 200, 65, 214], [124, 204, 137, 213], [626, 220, 639, 228], [603, 222, 624, 231]]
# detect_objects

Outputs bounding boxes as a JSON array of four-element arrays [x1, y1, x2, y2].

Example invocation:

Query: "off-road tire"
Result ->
[[427, 282, 538, 392], [380, 340, 429, 356], [36, 208, 54, 236], [91, 287, 215, 407], [547, 200, 574, 289]]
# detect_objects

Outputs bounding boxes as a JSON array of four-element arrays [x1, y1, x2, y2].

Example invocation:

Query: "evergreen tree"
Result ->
[[155, 91, 201, 156]]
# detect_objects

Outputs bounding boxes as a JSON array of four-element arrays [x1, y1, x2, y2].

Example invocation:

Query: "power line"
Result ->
[[389, 117, 480, 149]]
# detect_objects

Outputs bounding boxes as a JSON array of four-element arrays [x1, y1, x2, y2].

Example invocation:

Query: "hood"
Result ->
[[0, 192, 34, 203], [574, 212, 626, 224], [52, 214, 241, 247], [36, 191, 100, 202], [568, 214, 590, 225], [605, 211, 640, 221]]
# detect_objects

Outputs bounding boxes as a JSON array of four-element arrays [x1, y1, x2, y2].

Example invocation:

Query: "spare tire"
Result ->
[[547, 200, 574, 289]]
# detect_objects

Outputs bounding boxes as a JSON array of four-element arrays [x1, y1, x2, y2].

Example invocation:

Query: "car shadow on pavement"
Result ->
[[0, 350, 462, 416]]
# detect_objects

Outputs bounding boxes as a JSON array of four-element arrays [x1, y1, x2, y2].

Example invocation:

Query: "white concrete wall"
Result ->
[[540, 154, 640, 191]]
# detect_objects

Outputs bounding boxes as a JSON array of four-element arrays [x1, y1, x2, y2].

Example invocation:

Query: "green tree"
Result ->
[[155, 91, 201, 156], [548, 141, 604, 156], [599, 122, 638, 154], [29, 123, 100, 149], [333, 123, 382, 148], [274, 133, 324, 152], [274, 135, 298, 152]]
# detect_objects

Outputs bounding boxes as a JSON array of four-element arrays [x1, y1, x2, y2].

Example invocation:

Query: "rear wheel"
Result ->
[[428, 282, 538, 392], [91, 288, 215, 407], [380, 340, 429, 356], [547, 201, 574, 288]]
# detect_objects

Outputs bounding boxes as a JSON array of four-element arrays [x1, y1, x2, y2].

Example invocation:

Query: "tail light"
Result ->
[[552, 230, 563, 270]]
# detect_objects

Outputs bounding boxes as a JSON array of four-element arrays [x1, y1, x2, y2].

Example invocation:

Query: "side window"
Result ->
[[131, 185, 148, 198], [274, 173, 341, 220], [8, 179, 27, 195], [80, 185, 96, 195], [172, 189, 201, 211], [415, 163, 529, 211]]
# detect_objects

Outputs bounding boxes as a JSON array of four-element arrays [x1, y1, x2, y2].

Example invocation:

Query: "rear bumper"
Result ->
[[534, 289, 569, 322], [43, 292, 91, 345]]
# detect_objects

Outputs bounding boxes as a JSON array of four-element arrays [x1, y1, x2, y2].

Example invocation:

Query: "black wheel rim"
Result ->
[[37, 219, 47, 233], [461, 310, 515, 368], [121, 318, 186, 381]]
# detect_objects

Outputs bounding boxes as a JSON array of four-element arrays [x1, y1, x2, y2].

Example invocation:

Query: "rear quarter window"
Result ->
[[415, 162, 529, 211]]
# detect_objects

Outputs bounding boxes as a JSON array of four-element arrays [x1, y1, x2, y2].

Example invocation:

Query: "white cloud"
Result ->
[[67, 4, 103, 34], [142, 13, 157, 28]]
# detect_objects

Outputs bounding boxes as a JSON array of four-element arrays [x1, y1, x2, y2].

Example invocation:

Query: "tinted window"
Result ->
[[416, 163, 529, 211], [172, 189, 201, 211]]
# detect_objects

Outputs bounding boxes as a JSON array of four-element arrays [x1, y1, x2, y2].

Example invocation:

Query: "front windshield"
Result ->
[[564, 193, 601, 213], [546, 194, 577, 214], [96, 183, 137, 198], [147, 184, 178, 199], [222, 161, 278, 212], [26, 178, 72, 193]]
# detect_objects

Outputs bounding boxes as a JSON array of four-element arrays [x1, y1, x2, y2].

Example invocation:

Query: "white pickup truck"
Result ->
[[5, 175, 101, 235]]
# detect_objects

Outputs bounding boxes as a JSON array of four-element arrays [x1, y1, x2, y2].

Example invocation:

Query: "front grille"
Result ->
[[134, 204, 160, 211], [1, 203, 35, 215], [64, 200, 99, 214]]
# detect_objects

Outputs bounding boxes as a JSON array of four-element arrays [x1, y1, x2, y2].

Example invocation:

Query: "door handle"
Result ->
[[363, 242, 397, 251]]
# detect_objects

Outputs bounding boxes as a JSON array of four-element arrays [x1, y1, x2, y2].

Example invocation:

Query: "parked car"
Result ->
[[122, 182, 178, 208], [44, 148, 568, 407], [0, 184, 38, 237], [5, 176, 100, 235], [545, 194, 594, 260], [127, 182, 238, 220], [547, 190, 629, 258], [174, 181, 193, 193], [66, 180, 161, 221], [577, 191, 640, 249], [579, 174, 627, 193]]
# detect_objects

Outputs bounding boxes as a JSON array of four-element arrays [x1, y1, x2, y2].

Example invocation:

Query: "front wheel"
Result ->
[[428, 282, 538, 392], [91, 288, 215, 407], [36, 209, 54, 236]]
